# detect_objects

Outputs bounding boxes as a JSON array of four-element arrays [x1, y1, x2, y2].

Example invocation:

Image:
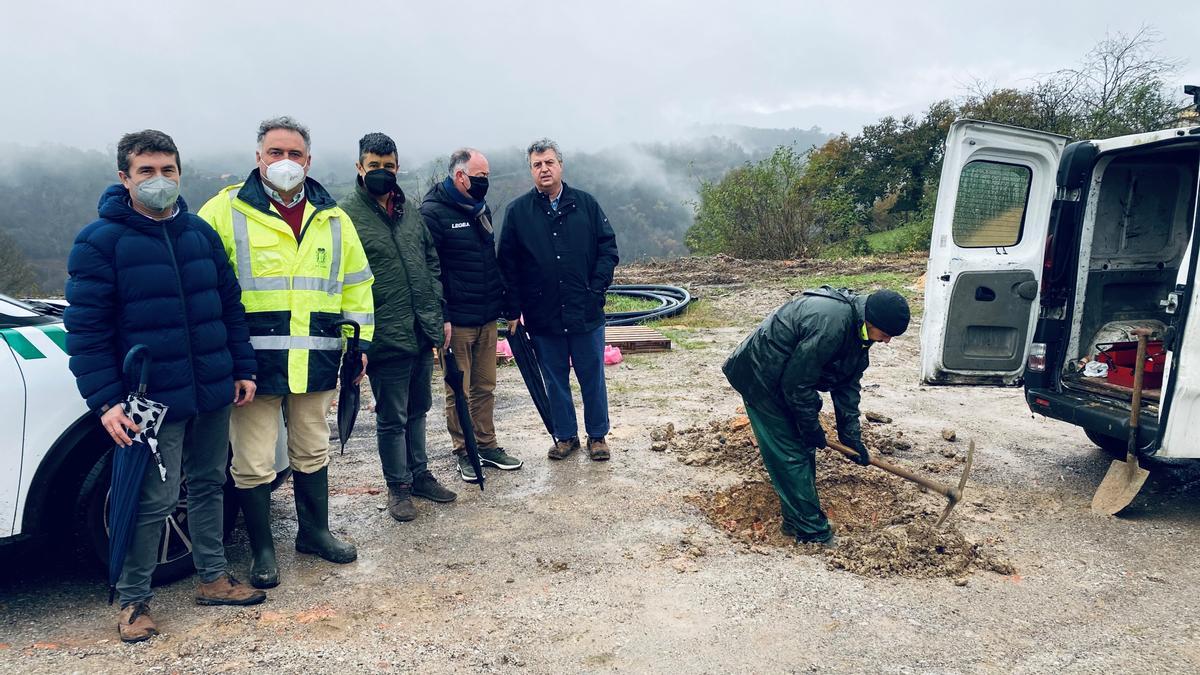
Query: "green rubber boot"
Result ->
[[292, 467, 357, 564], [237, 484, 279, 589]]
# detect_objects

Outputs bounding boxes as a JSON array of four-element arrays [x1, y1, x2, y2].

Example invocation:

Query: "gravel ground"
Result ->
[[2, 257, 1199, 673]]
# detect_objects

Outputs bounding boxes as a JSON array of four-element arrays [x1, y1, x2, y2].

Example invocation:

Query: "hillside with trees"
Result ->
[[0, 30, 1191, 296], [687, 28, 1196, 259], [0, 127, 829, 295]]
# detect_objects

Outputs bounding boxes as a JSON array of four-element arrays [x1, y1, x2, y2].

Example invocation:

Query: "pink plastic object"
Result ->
[[604, 345, 623, 365], [496, 338, 513, 360]]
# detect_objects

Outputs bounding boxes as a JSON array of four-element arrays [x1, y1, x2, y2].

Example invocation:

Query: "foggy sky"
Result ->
[[3, 0, 1198, 164]]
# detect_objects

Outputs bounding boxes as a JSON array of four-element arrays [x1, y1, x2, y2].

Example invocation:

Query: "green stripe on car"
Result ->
[[37, 325, 69, 353], [0, 328, 46, 360]]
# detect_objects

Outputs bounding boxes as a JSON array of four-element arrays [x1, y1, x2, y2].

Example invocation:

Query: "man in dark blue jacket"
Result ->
[[64, 130, 265, 643], [498, 139, 619, 461]]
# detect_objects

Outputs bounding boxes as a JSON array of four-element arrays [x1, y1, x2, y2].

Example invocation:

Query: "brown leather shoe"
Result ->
[[548, 436, 580, 460], [117, 602, 159, 643], [586, 436, 610, 461], [195, 573, 267, 606]]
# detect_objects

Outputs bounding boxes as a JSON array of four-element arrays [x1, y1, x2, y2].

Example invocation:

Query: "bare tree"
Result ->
[[1053, 27, 1187, 137]]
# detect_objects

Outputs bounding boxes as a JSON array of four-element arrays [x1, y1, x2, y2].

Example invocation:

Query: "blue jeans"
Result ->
[[368, 351, 433, 487], [531, 325, 610, 440]]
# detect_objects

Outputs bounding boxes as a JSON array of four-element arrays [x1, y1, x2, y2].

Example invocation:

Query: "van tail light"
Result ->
[[1040, 233, 1055, 296], [1028, 343, 1047, 372]]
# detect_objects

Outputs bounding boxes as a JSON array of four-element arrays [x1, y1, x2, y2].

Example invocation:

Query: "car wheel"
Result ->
[[78, 452, 195, 586], [1084, 429, 1130, 458]]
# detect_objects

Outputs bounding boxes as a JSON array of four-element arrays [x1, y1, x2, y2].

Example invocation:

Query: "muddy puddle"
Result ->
[[660, 415, 1014, 579]]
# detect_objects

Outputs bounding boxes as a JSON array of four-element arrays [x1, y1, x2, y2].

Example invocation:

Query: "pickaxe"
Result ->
[[827, 438, 975, 528]]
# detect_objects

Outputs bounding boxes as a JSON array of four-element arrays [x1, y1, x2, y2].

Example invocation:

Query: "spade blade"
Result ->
[[1091, 454, 1150, 516]]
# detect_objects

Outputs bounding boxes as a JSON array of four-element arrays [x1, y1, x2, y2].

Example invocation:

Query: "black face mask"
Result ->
[[466, 175, 489, 201], [363, 169, 396, 196]]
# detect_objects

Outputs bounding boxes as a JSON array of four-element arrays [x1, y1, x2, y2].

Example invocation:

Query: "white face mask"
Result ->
[[264, 158, 305, 192], [134, 175, 180, 212]]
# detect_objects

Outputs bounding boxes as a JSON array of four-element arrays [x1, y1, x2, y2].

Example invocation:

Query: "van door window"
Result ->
[[952, 161, 1033, 248]]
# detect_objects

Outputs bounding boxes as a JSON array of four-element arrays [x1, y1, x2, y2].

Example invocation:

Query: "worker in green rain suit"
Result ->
[[722, 287, 910, 546]]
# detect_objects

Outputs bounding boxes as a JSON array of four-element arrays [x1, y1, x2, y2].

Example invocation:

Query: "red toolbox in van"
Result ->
[[1096, 341, 1165, 389]]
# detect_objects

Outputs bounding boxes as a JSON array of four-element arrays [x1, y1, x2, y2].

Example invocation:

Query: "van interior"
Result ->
[[1062, 145, 1199, 406]]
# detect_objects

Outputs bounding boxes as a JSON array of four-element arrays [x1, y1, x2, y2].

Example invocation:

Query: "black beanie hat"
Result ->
[[865, 290, 910, 337]]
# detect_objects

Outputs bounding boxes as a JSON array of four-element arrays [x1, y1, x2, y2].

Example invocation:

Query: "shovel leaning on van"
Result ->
[[1091, 331, 1153, 515]]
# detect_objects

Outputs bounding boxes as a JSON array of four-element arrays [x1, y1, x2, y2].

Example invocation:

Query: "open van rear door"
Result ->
[[920, 120, 1068, 385], [1157, 203, 1200, 458]]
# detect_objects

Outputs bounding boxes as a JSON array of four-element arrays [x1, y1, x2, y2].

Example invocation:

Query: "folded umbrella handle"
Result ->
[[333, 320, 363, 385], [333, 319, 361, 346], [123, 344, 153, 396], [443, 347, 462, 376]]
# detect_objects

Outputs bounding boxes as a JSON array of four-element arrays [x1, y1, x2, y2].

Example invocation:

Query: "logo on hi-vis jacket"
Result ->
[[316, 248, 328, 267], [1, 325, 69, 360]]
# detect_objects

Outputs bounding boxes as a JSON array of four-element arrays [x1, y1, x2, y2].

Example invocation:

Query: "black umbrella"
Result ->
[[333, 319, 363, 453], [107, 344, 169, 604], [442, 348, 485, 490], [507, 323, 554, 438]]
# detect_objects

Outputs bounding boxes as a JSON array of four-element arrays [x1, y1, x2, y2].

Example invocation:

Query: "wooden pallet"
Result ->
[[605, 325, 672, 353]]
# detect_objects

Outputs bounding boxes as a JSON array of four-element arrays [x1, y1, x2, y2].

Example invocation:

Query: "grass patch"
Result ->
[[821, 221, 932, 259], [785, 271, 917, 298], [657, 327, 707, 350], [646, 299, 726, 329], [606, 293, 662, 313], [620, 354, 662, 369]]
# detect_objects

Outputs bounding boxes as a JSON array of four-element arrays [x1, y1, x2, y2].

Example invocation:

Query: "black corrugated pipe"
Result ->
[[604, 284, 692, 326]]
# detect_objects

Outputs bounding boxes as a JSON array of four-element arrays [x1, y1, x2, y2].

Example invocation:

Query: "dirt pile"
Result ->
[[664, 415, 1013, 579], [827, 523, 1015, 578], [662, 415, 763, 476], [659, 413, 918, 475]]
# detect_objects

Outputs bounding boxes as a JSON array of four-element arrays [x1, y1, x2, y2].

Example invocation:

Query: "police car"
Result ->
[[1, 293, 288, 583]]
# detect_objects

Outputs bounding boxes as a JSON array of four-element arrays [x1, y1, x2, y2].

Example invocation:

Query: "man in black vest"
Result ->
[[498, 139, 619, 461], [421, 148, 523, 482]]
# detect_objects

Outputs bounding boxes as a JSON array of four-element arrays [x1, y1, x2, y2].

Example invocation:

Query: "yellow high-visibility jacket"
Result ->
[[198, 171, 374, 395]]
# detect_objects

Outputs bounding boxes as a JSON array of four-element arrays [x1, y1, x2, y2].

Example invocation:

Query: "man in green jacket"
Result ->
[[341, 132, 457, 521], [722, 287, 910, 546]]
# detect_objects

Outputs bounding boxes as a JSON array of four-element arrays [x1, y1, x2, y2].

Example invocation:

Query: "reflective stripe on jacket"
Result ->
[[198, 170, 374, 395]]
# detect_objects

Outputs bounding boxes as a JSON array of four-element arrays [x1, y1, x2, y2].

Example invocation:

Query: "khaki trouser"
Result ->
[[230, 390, 336, 488], [444, 323, 498, 453]]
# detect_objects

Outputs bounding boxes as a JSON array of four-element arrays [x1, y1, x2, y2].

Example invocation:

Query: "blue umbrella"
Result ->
[[107, 344, 169, 604]]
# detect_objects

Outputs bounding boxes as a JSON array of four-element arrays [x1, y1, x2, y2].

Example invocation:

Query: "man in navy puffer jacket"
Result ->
[[64, 130, 266, 643]]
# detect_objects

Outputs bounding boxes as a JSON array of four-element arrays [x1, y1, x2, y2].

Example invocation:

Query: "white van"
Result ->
[[920, 118, 1199, 459]]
